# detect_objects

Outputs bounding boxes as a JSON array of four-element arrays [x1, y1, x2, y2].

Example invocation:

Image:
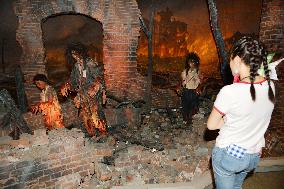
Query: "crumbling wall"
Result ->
[[259, 0, 284, 156], [0, 129, 113, 188], [1, 107, 213, 189], [13, 0, 147, 105]]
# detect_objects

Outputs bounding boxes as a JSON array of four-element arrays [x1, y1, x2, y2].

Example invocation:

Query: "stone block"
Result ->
[[0, 136, 13, 145], [33, 129, 47, 137], [9, 138, 30, 148], [86, 142, 114, 158], [127, 145, 144, 155], [95, 162, 114, 181], [54, 173, 81, 189], [31, 130, 49, 146]]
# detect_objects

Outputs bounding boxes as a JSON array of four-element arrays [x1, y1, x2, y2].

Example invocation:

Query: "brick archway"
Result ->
[[41, 13, 104, 89], [14, 0, 147, 105]]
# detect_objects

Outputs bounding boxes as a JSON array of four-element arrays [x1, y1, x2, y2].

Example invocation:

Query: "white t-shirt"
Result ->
[[214, 80, 275, 153]]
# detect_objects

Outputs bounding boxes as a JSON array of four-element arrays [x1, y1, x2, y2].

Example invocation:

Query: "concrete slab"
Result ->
[[112, 171, 212, 189], [111, 156, 284, 189]]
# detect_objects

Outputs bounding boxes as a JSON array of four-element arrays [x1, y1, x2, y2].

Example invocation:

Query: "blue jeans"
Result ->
[[212, 146, 260, 189]]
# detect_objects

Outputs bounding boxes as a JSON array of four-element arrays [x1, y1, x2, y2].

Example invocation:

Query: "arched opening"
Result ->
[[41, 14, 103, 90]]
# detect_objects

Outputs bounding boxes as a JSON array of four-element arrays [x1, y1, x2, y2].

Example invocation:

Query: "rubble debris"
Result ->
[[79, 100, 215, 188], [1, 94, 217, 189], [0, 89, 32, 139]]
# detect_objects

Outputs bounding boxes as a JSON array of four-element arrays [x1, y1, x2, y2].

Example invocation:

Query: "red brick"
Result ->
[[50, 172, 62, 179], [39, 175, 51, 183], [61, 169, 73, 177], [0, 164, 15, 174], [0, 173, 9, 180], [14, 0, 146, 105], [45, 179, 57, 187], [44, 166, 65, 175], [72, 166, 85, 173], [70, 154, 82, 162], [4, 178, 16, 186], [78, 170, 89, 177], [66, 162, 81, 170], [49, 145, 65, 154], [26, 170, 44, 181]]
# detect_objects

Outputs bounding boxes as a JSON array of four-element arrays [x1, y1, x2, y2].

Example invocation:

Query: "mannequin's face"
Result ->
[[35, 80, 46, 90], [188, 60, 196, 69], [71, 51, 83, 64]]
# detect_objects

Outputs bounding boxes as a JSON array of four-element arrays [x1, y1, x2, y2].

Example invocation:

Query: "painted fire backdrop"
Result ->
[[136, 0, 262, 79]]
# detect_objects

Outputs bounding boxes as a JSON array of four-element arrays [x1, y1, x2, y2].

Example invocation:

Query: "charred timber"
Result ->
[[139, 4, 155, 110], [208, 0, 229, 84], [0, 89, 32, 139], [15, 66, 28, 112]]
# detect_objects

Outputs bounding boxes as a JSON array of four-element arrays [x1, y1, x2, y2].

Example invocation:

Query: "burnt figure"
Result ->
[[31, 74, 64, 130], [61, 43, 107, 137]]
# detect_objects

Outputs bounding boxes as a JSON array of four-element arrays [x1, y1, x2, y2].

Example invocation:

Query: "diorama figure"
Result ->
[[180, 52, 201, 127], [61, 43, 107, 137], [207, 36, 275, 188], [31, 74, 64, 130]]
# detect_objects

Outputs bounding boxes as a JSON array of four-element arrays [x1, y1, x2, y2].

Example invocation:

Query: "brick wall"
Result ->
[[0, 129, 113, 188], [259, 0, 284, 156], [13, 0, 147, 105]]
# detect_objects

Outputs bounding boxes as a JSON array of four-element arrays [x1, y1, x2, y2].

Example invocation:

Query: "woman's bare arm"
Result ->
[[207, 108, 225, 130]]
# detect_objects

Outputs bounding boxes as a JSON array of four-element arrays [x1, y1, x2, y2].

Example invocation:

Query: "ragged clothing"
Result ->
[[39, 85, 64, 129], [70, 58, 107, 136]]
